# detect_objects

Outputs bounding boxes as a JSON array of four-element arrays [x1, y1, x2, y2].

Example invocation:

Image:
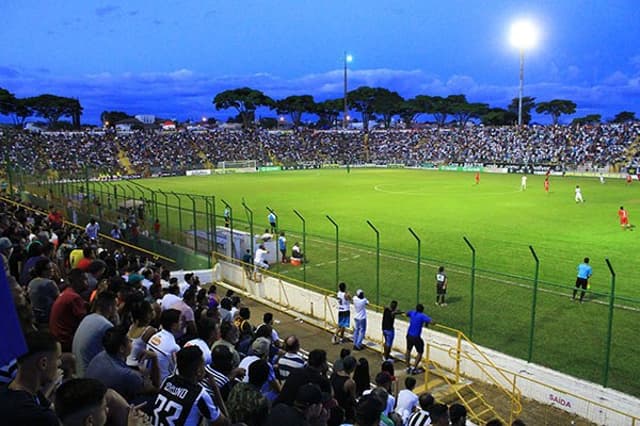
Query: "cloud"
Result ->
[[95, 5, 120, 17], [1, 66, 639, 124]]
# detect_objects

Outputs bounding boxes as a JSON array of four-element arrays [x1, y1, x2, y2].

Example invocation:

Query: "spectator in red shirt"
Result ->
[[76, 248, 94, 272], [49, 269, 88, 352], [47, 206, 63, 230]]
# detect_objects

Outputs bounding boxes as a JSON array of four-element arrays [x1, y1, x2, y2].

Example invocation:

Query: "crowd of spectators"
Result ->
[[2, 193, 513, 426], [3, 123, 640, 176]]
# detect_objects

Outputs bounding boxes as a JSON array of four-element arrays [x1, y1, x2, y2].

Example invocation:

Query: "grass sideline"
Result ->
[[120, 168, 638, 395]]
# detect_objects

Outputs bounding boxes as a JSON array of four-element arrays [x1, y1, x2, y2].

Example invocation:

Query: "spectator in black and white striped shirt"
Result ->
[[408, 393, 434, 426], [202, 345, 245, 402], [275, 335, 305, 380]]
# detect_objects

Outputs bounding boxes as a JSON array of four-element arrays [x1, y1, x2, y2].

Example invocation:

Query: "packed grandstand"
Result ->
[[2, 123, 640, 176]]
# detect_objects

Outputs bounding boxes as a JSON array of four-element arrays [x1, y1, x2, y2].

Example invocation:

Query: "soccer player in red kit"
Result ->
[[544, 178, 549, 193], [618, 206, 631, 230], [626, 175, 632, 185], [475, 172, 480, 185]]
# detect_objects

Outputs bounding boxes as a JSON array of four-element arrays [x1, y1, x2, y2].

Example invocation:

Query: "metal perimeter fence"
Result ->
[[5, 166, 640, 398]]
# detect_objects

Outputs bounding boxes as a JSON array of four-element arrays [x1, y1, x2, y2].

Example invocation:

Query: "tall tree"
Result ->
[[428, 95, 460, 126], [398, 97, 424, 128], [507, 96, 536, 125], [611, 111, 637, 123], [100, 111, 133, 126], [213, 87, 274, 129], [371, 89, 404, 128], [348, 86, 377, 131], [448, 95, 488, 127], [481, 108, 518, 126], [276, 95, 315, 127], [313, 98, 342, 128], [25, 94, 83, 126], [571, 114, 601, 126], [535, 99, 577, 125], [0, 88, 17, 117]]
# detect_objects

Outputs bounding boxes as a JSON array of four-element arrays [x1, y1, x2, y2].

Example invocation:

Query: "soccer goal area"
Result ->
[[216, 160, 258, 173]]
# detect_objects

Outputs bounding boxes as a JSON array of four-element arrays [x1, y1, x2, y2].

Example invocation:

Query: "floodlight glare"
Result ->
[[510, 20, 538, 50], [345, 54, 353, 63]]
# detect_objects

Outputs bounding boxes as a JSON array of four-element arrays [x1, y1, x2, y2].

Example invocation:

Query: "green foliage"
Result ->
[[481, 108, 518, 126], [0, 87, 17, 116], [448, 95, 489, 127], [508, 96, 536, 125], [100, 111, 133, 126], [258, 117, 278, 129], [276, 95, 315, 126], [610, 111, 637, 123], [24, 94, 83, 127], [213, 87, 275, 129], [571, 114, 602, 126], [314, 98, 343, 128], [535, 99, 577, 124], [347, 86, 378, 131], [428, 95, 465, 126], [370, 88, 404, 128]]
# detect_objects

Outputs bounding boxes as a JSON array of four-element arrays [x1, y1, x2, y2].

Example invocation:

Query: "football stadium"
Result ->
[[2, 2, 640, 426]]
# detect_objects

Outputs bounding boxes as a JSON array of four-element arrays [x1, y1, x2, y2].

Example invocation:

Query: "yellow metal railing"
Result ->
[[426, 324, 523, 424]]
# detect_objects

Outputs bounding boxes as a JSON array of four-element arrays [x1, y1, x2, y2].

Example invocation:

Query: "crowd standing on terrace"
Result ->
[[2, 193, 523, 425], [2, 123, 639, 176]]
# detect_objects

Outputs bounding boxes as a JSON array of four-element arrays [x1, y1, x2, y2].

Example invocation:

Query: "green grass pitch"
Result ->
[[133, 168, 639, 395]]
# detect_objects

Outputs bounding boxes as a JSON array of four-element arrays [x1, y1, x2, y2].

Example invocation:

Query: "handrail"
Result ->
[[429, 358, 509, 425], [0, 195, 176, 264], [433, 323, 522, 422]]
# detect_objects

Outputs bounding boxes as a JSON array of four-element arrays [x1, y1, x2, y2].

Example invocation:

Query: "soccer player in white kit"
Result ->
[[575, 185, 584, 203], [520, 175, 527, 191]]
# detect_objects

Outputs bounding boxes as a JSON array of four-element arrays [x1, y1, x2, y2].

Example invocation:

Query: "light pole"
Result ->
[[343, 52, 353, 129], [509, 20, 538, 127]]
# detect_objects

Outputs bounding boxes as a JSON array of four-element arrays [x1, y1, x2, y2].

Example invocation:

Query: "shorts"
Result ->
[[437, 283, 446, 295], [338, 311, 350, 328], [575, 277, 588, 289], [621, 218, 629, 225], [406, 335, 424, 354], [383, 329, 395, 347]]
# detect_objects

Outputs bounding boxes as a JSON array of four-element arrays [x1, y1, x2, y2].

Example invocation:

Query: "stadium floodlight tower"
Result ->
[[343, 52, 353, 129], [509, 19, 538, 127]]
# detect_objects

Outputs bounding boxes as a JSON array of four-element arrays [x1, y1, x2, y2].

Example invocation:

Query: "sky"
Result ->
[[1, 0, 639, 125]]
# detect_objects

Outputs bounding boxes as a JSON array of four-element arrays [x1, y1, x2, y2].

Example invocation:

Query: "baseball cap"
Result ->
[[295, 383, 323, 406], [356, 289, 364, 297], [0, 237, 12, 250], [251, 337, 271, 356]]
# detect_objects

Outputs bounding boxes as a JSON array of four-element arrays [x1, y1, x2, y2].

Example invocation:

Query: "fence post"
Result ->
[[366, 220, 380, 306], [463, 236, 476, 339], [326, 215, 339, 285], [266, 206, 278, 264], [527, 245, 539, 362], [210, 196, 217, 254], [603, 258, 616, 387], [408, 227, 421, 305], [293, 209, 307, 283], [157, 190, 170, 235], [171, 191, 183, 235], [221, 199, 233, 257], [186, 194, 198, 253], [242, 200, 255, 261], [84, 165, 90, 196], [7, 163, 14, 197], [204, 196, 212, 267]]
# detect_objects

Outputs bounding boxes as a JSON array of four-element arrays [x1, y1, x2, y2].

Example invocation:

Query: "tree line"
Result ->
[[0, 88, 82, 128], [1, 85, 637, 130], [213, 87, 637, 130]]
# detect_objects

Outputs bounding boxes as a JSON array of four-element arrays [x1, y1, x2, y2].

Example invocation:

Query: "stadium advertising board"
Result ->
[[185, 169, 212, 176], [258, 166, 283, 172], [438, 164, 484, 172]]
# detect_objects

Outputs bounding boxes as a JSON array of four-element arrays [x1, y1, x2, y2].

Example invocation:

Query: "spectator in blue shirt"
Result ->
[[405, 304, 433, 375], [573, 257, 593, 303]]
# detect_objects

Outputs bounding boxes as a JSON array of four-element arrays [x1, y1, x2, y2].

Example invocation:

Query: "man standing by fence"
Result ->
[[405, 304, 433, 375], [435, 266, 448, 307], [332, 282, 351, 345], [572, 257, 592, 303], [352, 289, 368, 351]]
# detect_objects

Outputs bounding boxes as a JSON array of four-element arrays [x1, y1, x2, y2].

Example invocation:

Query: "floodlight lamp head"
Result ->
[[509, 20, 538, 50], [345, 54, 353, 63]]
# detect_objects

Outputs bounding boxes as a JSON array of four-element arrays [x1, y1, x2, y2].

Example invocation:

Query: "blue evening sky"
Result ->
[[1, 0, 639, 124]]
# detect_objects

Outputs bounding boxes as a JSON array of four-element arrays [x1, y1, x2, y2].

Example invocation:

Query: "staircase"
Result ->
[[412, 326, 522, 425], [617, 136, 640, 172], [117, 148, 135, 174]]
